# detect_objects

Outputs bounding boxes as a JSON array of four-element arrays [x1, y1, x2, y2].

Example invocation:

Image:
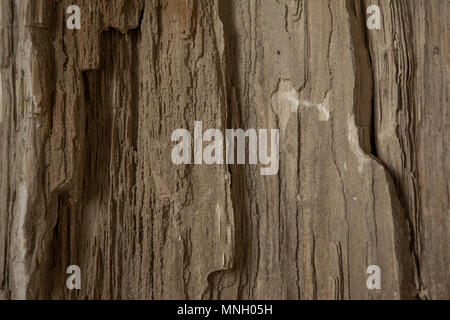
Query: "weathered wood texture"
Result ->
[[0, 0, 448, 299]]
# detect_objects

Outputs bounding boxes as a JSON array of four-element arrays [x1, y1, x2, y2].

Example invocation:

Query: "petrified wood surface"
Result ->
[[0, 0, 448, 299]]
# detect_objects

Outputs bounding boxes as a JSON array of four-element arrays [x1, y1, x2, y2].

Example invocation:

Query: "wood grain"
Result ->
[[0, 0, 448, 299]]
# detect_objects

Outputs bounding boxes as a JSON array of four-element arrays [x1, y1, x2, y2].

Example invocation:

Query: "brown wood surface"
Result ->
[[0, 0, 448, 299]]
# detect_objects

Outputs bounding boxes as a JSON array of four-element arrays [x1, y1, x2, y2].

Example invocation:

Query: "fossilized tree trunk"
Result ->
[[0, 0, 448, 300]]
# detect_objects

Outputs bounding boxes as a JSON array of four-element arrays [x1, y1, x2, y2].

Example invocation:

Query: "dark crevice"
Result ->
[[347, 0, 418, 299], [0, 0, 16, 299], [10, 0, 17, 131], [45, 0, 146, 297], [360, 15, 378, 158], [363, 0, 423, 299], [204, 0, 251, 300], [360, 1, 425, 299]]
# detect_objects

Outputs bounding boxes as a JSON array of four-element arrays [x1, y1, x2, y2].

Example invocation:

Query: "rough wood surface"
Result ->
[[0, 0, 448, 300]]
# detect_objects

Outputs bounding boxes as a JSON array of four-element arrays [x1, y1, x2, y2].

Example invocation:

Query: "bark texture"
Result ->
[[0, 0, 448, 299]]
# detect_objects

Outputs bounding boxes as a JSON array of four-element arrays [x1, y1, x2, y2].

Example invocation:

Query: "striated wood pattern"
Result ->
[[0, 0, 448, 299]]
